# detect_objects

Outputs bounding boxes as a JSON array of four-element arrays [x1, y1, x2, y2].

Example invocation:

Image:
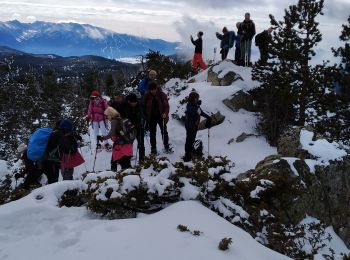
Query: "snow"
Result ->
[[0, 189, 289, 260], [299, 216, 350, 258], [0, 160, 10, 179], [1, 60, 349, 259], [115, 57, 142, 64], [300, 129, 347, 165]]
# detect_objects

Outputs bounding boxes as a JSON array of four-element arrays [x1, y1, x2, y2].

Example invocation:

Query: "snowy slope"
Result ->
[[0, 182, 289, 260], [1, 60, 349, 259]]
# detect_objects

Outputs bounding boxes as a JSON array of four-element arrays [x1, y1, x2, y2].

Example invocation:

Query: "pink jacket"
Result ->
[[88, 98, 109, 122]]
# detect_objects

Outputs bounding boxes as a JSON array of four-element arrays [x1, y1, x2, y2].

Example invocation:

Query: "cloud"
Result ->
[[175, 16, 238, 61]]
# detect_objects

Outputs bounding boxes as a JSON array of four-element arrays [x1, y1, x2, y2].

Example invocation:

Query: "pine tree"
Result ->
[[252, 0, 327, 144]]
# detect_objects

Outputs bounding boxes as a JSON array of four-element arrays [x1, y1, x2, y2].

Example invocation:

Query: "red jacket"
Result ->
[[144, 90, 169, 122]]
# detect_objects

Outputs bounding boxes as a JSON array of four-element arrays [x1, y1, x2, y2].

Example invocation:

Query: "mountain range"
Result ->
[[0, 46, 140, 76], [0, 20, 178, 58]]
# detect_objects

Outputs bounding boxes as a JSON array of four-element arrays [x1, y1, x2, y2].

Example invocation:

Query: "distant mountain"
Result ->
[[0, 20, 178, 58], [0, 46, 140, 76]]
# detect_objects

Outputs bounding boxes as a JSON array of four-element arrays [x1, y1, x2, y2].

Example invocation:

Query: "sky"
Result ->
[[0, 0, 349, 61]]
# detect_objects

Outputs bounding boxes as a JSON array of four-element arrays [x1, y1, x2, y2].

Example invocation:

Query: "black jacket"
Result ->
[[216, 31, 230, 49], [238, 20, 256, 41], [191, 37, 203, 54]]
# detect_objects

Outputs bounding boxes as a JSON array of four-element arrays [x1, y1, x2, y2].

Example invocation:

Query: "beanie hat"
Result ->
[[126, 93, 138, 103], [148, 81, 158, 90], [222, 27, 228, 33], [59, 119, 74, 132], [90, 90, 100, 97], [198, 31, 203, 36]]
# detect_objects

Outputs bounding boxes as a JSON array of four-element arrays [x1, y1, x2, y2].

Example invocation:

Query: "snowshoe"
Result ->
[[104, 143, 112, 152], [150, 148, 158, 156], [163, 145, 174, 154]]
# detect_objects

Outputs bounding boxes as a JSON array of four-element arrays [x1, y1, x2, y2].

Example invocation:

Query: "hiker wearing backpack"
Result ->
[[125, 93, 145, 161], [58, 119, 85, 180], [144, 81, 172, 155], [138, 70, 157, 98], [238, 13, 256, 66], [97, 107, 134, 171], [255, 27, 273, 65], [190, 31, 207, 72], [86, 90, 110, 150], [216, 27, 235, 60], [183, 91, 211, 162]]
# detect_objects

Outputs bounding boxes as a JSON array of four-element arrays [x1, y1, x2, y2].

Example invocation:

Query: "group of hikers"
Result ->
[[191, 12, 273, 72], [16, 69, 212, 189], [14, 13, 273, 190]]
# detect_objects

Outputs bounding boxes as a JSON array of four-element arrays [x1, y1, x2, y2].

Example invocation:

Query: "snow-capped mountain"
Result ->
[[0, 20, 178, 58]]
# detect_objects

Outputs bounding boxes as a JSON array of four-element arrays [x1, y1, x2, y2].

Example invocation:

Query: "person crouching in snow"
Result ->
[[191, 31, 207, 72], [184, 91, 212, 162], [97, 107, 133, 171], [58, 119, 85, 180], [86, 90, 111, 150]]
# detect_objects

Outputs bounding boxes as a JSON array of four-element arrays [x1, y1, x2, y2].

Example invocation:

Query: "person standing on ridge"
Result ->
[[238, 12, 256, 66], [216, 27, 230, 60], [125, 93, 145, 161], [138, 70, 157, 98], [235, 22, 242, 64], [183, 91, 211, 162], [86, 90, 110, 150], [144, 82, 172, 155], [255, 27, 273, 65], [190, 31, 207, 72]]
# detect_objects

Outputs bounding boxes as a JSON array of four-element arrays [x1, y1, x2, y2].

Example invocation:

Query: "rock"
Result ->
[[223, 90, 254, 112], [236, 132, 258, 143], [207, 66, 243, 86], [198, 111, 225, 130], [277, 126, 313, 158], [187, 78, 195, 83], [254, 154, 281, 174]]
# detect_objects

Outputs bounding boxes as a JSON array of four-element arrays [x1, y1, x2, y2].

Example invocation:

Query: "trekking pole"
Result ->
[[92, 146, 98, 172], [87, 122, 93, 155], [208, 128, 210, 158], [245, 40, 249, 67], [213, 47, 217, 62]]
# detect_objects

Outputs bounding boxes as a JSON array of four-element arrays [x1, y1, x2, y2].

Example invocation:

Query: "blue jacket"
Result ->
[[138, 77, 150, 96], [185, 103, 210, 130]]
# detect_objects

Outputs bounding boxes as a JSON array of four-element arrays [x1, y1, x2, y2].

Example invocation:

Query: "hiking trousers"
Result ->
[[192, 53, 207, 71]]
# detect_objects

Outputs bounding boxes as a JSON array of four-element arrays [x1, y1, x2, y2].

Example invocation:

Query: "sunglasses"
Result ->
[[90, 96, 98, 99]]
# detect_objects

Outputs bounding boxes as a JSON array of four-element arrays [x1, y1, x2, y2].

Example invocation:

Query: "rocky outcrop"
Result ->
[[240, 152, 350, 248], [277, 126, 312, 158], [223, 90, 254, 112], [207, 66, 243, 86], [198, 111, 225, 130], [292, 157, 350, 247]]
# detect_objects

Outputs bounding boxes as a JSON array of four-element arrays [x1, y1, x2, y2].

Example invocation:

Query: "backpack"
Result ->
[[116, 118, 137, 144], [228, 31, 236, 48], [27, 127, 53, 161], [255, 31, 264, 46], [192, 139, 203, 157]]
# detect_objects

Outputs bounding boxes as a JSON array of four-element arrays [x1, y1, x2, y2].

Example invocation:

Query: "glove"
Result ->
[[197, 100, 202, 106], [205, 118, 212, 128], [97, 135, 103, 142]]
